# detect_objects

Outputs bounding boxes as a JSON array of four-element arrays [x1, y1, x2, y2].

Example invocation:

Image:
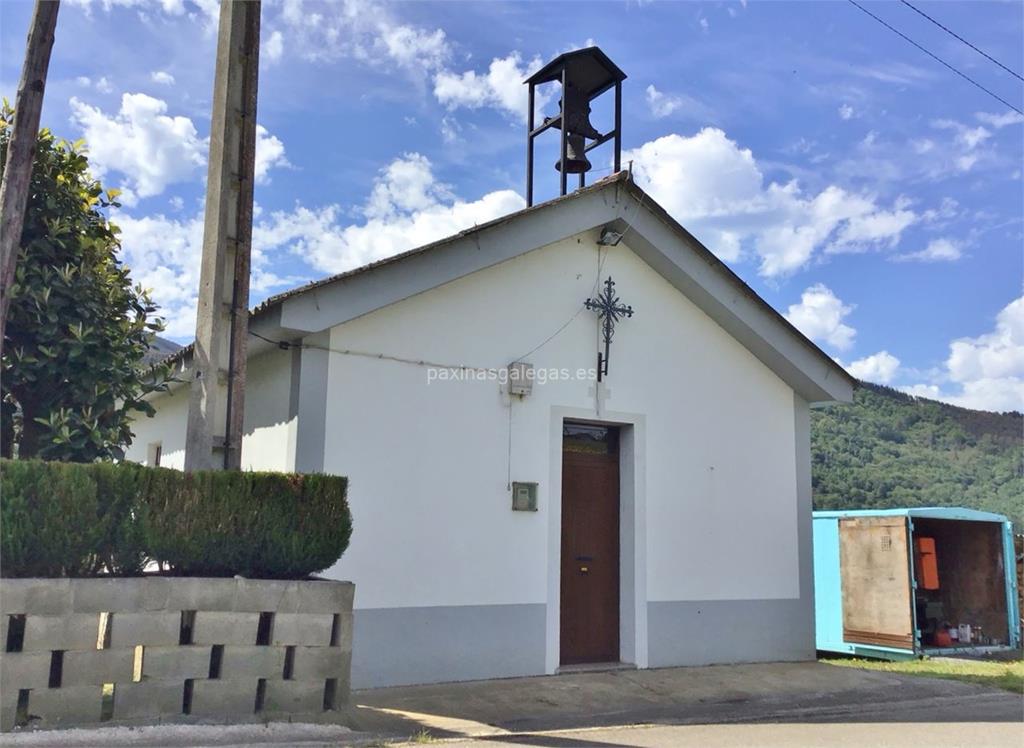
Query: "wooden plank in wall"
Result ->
[[839, 516, 914, 648]]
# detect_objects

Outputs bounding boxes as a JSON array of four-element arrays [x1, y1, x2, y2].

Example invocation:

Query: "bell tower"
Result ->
[[524, 47, 627, 206]]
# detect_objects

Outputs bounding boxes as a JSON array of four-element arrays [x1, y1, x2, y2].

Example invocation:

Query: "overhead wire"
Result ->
[[248, 329, 495, 374], [847, 0, 1023, 116], [509, 189, 643, 364], [899, 0, 1023, 82]]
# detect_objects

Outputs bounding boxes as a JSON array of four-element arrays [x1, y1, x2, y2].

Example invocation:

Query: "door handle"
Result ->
[[575, 555, 594, 561]]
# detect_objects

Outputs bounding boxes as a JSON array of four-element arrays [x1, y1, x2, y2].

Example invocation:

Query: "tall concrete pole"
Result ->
[[0, 0, 60, 353], [185, 0, 260, 471]]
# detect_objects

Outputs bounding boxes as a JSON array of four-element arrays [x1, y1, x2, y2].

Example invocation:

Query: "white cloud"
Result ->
[[259, 153, 524, 274], [113, 212, 204, 338], [377, 23, 450, 71], [70, 93, 205, 204], [830, 194, 917, 249], [433, 52, 547, 122], [115, 210, 295, 339], [150, 71, 175, 86], [624, 129, 917, 276], [911, 138, 934, 154], [254, 125, 290, 184], [432, 40, 606, 124], [921, 197, 960, 224], [67, 0, 217, 24], [895, 237, 963, 263], [116, 152, 525, 337], [976, 111, 1024, 129], [276, 0, 450, 72], [901, 383, 943, 399], [839, 114, 1016, 184], [957, 126, 990, 150], [68, 0, 184, 13], [264, 30, 284, 63], [946, 297, 1024, 396], [904, 296, 1024, 412], [270, 3, 564, 125], [846, 350, 900, 383], [931, 118, 993, 172], [784, 284, 856, 351], [70, 93, 289, 202], [362, 153, 448, 219], [838, 104, 854, 120], [644, 85, 716, 123], [439, 115, 460, 143], [847, 61, 934, 86], [646, 85, 681, 118], [75, 76, 114, 93]]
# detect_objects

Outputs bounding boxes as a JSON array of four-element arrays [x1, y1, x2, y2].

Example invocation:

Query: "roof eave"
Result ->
[[523, 46, 628, 88], [160, 172, 854, 405], [612, 180, 855, 404]]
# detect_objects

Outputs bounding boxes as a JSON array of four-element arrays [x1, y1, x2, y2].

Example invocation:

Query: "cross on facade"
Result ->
[[585, 276, 634, 382]]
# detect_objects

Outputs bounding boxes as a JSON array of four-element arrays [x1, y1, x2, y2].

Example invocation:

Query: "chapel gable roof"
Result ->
[[165, 171, 855, 404]]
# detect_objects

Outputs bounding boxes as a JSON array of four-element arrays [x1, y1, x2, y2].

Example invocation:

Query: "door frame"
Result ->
[[546, 407, 647, 674]]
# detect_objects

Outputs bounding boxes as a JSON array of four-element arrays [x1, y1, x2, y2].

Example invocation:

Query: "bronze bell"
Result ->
[[555, 80, 601, 173], [556, 134, 591, 173]]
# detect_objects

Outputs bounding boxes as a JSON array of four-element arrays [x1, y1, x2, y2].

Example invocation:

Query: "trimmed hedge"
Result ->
[[0, 460, 351, 579]]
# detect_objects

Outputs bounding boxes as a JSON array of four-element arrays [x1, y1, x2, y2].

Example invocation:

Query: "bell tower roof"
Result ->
[[524, 46, 627, 99], [524, 46, 626, 206]]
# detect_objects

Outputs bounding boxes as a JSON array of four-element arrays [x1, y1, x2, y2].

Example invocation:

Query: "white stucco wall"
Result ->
[[125, 232, 801, 609], [126, 385, 189, 469], [318, 233, 800, 610], [125, 347, 296, 471], [123, 228, 808, 682], [239, 347, 296, 472]]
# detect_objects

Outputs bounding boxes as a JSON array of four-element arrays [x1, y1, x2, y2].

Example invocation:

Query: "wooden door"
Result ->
[[560, 422, 620, 665], [839, 516, 915, 648]]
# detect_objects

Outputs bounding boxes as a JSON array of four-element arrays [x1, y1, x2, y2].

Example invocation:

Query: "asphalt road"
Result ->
[[5, 662, 1021, 747], [449, 721, 1023, 748], [428, 686, 1024, 748]]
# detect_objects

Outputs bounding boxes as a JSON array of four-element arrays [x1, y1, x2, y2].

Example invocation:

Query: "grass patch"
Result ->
[[825, 656, 1023, 693]]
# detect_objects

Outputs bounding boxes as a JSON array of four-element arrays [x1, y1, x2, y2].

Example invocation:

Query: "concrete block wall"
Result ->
[[0, 577, 354, 732]]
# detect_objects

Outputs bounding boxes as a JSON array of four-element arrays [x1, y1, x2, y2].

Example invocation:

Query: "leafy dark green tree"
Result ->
[[1, 104, 169, 461], [812, 381, 1024, 528]]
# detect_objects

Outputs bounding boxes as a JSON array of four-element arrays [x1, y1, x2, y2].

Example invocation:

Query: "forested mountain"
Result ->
[[143, 336, 182, 364], [811, 382, 1023, 528]]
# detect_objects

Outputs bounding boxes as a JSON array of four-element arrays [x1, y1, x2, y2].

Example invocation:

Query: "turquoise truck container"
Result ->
[[813, 507, 1020, 660]]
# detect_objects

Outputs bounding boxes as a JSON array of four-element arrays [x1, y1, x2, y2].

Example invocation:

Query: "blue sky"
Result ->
[[2, 0, 1022, 411]]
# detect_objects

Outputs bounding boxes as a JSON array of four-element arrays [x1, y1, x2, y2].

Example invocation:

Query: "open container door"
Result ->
[[913, 516, 1014, 651], [839, 516, 915, 650]]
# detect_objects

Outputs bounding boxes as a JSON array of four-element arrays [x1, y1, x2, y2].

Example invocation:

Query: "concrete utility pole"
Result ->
[[185, 0, 260, 471], [0, 0, 60, 352]]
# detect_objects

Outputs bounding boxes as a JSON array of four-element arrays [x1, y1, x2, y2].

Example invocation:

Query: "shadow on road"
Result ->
[[349, 661, 1023, 744]]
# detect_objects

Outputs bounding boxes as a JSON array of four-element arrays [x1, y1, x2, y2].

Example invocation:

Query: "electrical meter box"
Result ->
[[507, 362, 533, 396], [511, 482, 538, 511]]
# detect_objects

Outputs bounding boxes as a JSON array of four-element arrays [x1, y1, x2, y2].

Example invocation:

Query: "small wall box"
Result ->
[[512, 482, 538, 511], [507, 362, 533, 396]]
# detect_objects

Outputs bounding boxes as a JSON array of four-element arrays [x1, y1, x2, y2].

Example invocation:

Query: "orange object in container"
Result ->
[[915, 536, 940, 590]]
